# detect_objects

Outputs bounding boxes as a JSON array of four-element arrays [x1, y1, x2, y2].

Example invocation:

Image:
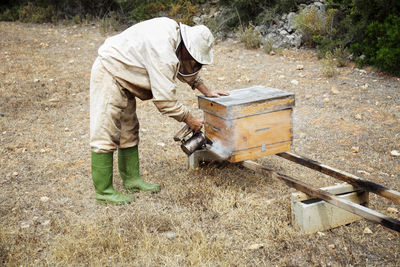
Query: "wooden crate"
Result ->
[[198, 86, 295, 162]]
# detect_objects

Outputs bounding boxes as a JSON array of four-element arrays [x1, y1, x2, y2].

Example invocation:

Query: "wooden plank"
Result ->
[[204, 110, 292, 151], [198, 86, 295, 120], [229, 97, 294, 119], [277, 152, 400, 204], [229, 141, 290, 162], [198, 98, 227, 118], [232, 109, 292, 150], [241, 160, 400, 232], [204, 112, 233, 150]]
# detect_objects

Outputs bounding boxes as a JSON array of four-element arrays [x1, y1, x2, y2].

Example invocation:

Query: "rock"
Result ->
[[357, 170, 370, 176], [40, 149, 46, 153], [363, 227, 373, 234], [387, 207, 398, 213], [355, 114, 362, 120], [361, 83, 369, 90], [331, 87, 339, 94], [323, 97, 329, 103], [279, 29, 288, 36], [41, 220, 50, 226], [351, 146, 359, 153], [21, 222, 30, 229], [390, 150, 400, 157], [287, 12, 297, 29], [328, 244, 335, 249], [248, 243, 264, 250], [314, 1, 325, 11], [291, 80, 299, 85], [12, 172, 18, 176], [317, 231, 325, 236], [296, 64, 304, 70], [217, 76, 225, 81], [157, 142, 166, 147], [193, 16, 201, 24], [166, 231, 177, 240], [40, 196, 50, 202]]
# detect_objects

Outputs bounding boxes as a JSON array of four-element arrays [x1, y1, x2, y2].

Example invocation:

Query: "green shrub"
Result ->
[[263, 38, 274, 54], [332, 46, 349, 67], [18, 2, 55, 23], [100, 11, 120, 34], [321, 51, 338, 77], [0, 6, 19, 21], [72, 14, 81, 24], [169, 0, 198, 25], [293, 6, 329, 47], [352, 14, 400, 76], [239, 24, 262, 49], [255, 7, 279, 27]]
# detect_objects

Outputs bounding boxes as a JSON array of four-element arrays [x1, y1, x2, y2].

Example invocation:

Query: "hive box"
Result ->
[[198, 86, 295, 162]]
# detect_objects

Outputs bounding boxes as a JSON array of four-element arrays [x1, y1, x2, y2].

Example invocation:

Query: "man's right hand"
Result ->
[[184, 113, 204, 132]]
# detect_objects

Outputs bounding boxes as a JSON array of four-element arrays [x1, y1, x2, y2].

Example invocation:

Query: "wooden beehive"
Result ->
[[198, 86, 295, 162]]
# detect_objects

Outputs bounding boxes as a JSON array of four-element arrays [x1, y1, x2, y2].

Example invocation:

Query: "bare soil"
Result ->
[[0, 22, 399, 266]]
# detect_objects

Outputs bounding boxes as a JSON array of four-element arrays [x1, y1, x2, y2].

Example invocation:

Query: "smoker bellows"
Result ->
[[198, 86, 295, 162]]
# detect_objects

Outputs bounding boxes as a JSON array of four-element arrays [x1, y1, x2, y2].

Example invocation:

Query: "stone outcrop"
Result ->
[[194, 1, 326, 49]]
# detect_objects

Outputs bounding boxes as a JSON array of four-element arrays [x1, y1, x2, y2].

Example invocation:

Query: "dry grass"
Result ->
[[1, 22, 400, 266]]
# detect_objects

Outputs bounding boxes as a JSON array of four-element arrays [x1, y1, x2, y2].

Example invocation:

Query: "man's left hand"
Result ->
[[204, 90, 230, 98]]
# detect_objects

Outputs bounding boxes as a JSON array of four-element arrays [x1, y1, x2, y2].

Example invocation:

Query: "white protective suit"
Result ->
[[90, 17, 203, 153]]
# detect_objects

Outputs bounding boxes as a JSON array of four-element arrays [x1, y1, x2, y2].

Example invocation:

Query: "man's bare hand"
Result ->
[[204, 90, 230, 98], [184, 113, 204, 132], [197, 83, 230, 98]]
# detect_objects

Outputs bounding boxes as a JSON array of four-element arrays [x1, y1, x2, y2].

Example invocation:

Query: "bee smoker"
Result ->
[[173, 125, 210, 156]]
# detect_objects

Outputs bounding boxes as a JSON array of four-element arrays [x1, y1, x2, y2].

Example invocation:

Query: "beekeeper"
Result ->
[[90, 17, 229, 204]]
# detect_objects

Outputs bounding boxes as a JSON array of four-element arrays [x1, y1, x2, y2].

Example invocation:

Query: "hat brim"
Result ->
[[180, 23, 213, 65]]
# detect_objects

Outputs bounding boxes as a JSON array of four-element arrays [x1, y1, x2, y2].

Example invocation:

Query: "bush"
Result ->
[[239, 24, 262, 49], [100, 11, 120, 34], [0, 6, 19, 21], [332, 46, 349, 67], [352, 14, 400, 76], [293, 6, 334, 47], [169, 0, 198, 25], [323, 0, 400, 75], [321, 51, 338, 77], [18, 2, 55, 23], [263, 38, 274, 54]]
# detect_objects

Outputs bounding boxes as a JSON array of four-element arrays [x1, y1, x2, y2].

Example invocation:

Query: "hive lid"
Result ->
[[198, 86, 294, 107]]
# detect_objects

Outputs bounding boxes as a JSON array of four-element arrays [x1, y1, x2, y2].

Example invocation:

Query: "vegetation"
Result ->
[[238, 24, 262, 49], [319, 0, 400, 75], [321, 51, 339, 77], [0, 0, 399, 75], [352, 14, 400, 76]]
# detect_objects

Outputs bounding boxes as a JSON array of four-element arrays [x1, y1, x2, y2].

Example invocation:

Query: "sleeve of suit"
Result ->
[[143, 46, 190, 122]]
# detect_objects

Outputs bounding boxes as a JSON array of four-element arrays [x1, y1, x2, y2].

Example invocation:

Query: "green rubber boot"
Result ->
[[118, 146, 161, 193], [91, 151, 133, 204]]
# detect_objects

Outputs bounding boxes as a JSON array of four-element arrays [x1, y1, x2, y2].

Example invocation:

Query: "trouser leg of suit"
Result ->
[[90, 57, 139, 152], [89, 57, 135, 204]]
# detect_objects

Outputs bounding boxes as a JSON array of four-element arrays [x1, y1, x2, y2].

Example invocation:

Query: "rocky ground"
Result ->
[[0, 22, 399, 266]]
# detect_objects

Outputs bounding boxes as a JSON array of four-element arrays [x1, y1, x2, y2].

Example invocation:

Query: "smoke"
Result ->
[[206, 140, 231, 160]]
